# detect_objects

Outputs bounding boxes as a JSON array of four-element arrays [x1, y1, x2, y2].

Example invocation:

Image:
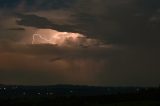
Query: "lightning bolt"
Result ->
[[31, 30, 102, 48], [32, 32, 57, 45], [32, 31, 83, 45]]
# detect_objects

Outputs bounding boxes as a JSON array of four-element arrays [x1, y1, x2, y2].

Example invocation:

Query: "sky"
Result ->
[[0, 0, 160, 86]]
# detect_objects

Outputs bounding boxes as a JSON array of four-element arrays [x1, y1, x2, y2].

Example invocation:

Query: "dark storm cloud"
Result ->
[[103, 46, 160, 85], [7, 27, 25, 31], [11, 0, 160, 46], [71, 0, 160, 46], [0, 0, 160, 86], [0, 41, 112, 59], [15, 13, 81, 33], [0, 42, 110, 85], [0, 0, 75, 11]]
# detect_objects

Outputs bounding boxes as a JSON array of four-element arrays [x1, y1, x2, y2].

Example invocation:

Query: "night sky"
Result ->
[[0, 0, 160, 86]]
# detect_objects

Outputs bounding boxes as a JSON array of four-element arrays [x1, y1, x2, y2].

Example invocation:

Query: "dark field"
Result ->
[[0, 85, 160, 106]]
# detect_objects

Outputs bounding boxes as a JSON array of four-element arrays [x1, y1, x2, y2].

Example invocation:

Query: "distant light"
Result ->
[[23, 92, 26, 95], [12, 86, 18, 89], [49, 92, 54, 95], [136, 88, 140, 92], [3, 88, 6, 90], [37, 93, 41, 95], [70, 90, 73, 93]]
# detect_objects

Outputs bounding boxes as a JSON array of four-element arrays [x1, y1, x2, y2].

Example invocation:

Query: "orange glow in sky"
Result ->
[[32, 29, 102, 47]]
